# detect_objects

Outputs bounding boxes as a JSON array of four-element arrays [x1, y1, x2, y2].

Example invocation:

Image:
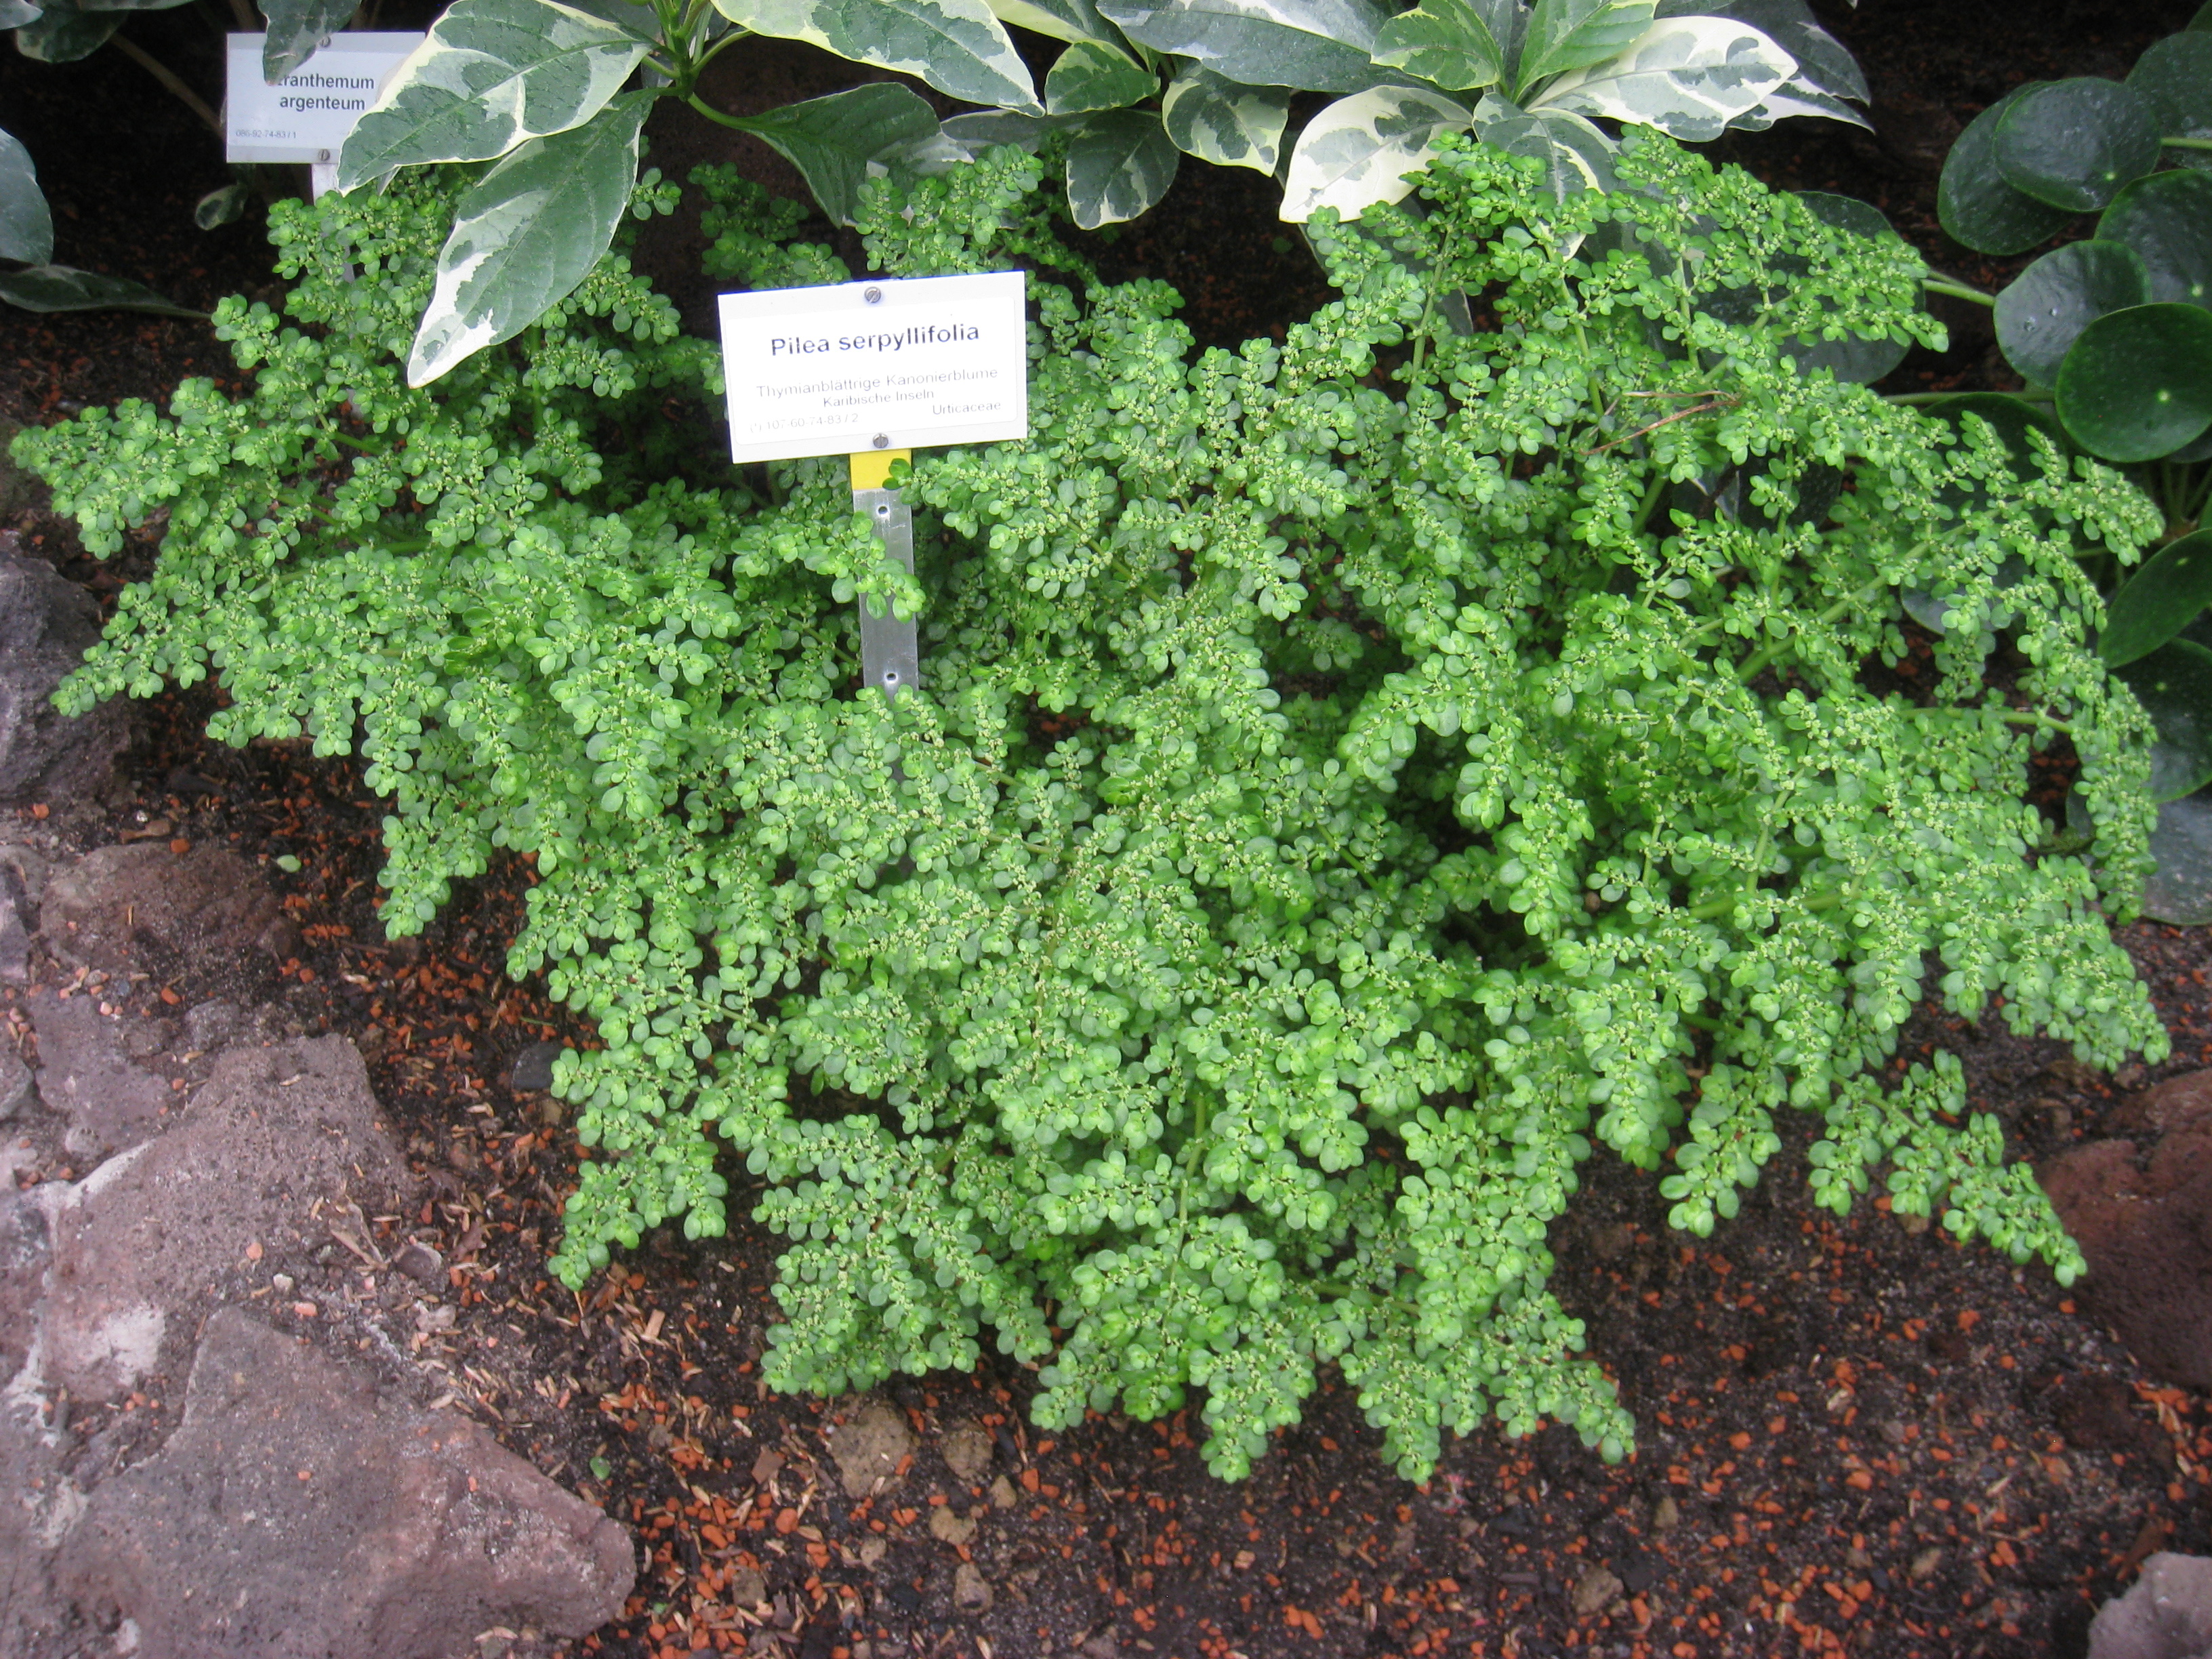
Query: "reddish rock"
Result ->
[[56, 1309, 635, 1658], [2041, 1070, 2212, 1392]]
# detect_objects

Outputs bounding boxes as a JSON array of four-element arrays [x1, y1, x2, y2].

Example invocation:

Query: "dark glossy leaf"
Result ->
[[2116, 636, 2212, 802], [2053, 302, 2212, 462], [260, 0, 359, 80], [2097, 168, 2212, 309], [1919, 391, 2072, 471], [1992, 79, 2163, 214], [0, 129, 54, 264], [1064, 108, 1179, 228], [2143, 790, 2212, 924], [1992, 238, 2150, 387], [1771, 191, 1908, 382], [2103, 529, 2212, 668], [733, 83, 941, 227], [0, 263, 201, 316], [2128, 31, 2212, 152], [1936, 82, 2074, 255], [73, 0, 192, 12]]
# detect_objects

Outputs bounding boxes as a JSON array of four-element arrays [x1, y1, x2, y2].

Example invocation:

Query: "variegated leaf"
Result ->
[[985, 0, 1120, 46], [1046, 39, 1154, 112], [0, 129, 53, 264], [259, 0, 357, 79], [0, 264, 201, 315], [1472, 94, 1616, 198], [1515, 0, 1654, 94], [1733, 77, 1870, 134], [1536, 16, 1795, 143], [1370, 0, 1503, 92], [714, 0, 1042, 113], [733, 83, 940, 226], [12, 0, 119, 62], [335, 0, 649, 190], [1161, 62, 1288, 170], [1099, 0, 1389, 94], [407, 90, 647, 386], [1660, 0, 1863, 104], [940, 108, 1078, 152], [1065, 108, 1180, 226], [1279, 83, 1469, 223], [0, 0, 43, 28]]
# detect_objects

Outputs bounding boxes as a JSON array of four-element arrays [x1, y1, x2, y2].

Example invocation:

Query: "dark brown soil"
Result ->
[[5, 4, 2211, 1658]]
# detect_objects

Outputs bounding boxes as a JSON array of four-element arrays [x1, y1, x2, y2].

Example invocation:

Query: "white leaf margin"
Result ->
[[1279, 83, 1471, 224], [1536, 15, 1794, 144]]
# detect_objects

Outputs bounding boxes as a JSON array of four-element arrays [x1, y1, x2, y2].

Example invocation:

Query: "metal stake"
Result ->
[[849, 447, 918, 702]]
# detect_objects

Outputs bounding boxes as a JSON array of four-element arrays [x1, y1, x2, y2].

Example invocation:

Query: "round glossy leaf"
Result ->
[[2127, 32, 2212, 144], [1793, 188, 1898, 246], [2104, 528, 2212, 667], [2117, 637, 2212, 801], [2171, 423, 2212, 464], [2053, 302, 2212, 462], [1937, 83, 2075, 255], [1994, 79, 2164, 213], [1993, 239, 2150, 386], [2143, 790, 2212, 924], [2097, 168, 2212, 308]]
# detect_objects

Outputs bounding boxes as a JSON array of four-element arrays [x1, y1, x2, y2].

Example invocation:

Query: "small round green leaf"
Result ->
[[2127, 32, 2212, 146], [2103, 529, 2212, 668], [1993, 239, 2149, 386], [1921, 392, 2072, 468], [1937, 83, 2075, 255], [1994, 79, 2164, 213], [2116, 637, 2212, 801], [2053, 302, 2212, 462], [2097, 168, 2212, 308]]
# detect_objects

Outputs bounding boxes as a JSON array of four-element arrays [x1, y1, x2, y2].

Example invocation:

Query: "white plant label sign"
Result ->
[[718, 270, 1029, 464], [226, 33, 427, 165]]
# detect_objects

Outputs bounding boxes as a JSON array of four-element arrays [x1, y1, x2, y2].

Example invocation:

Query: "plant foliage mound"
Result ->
[[13, 134, 2172, 1481]]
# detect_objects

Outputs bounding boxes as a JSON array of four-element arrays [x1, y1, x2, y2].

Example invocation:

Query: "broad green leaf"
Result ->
[[1065, 108, 1179, 227], [986, 0, 1119, 44], [1161, 62, 1288, 169], [2053, 302, 2212, 463], [1993, 239, 2150, 388], [1371, 0, 1502, 92], [0, 264, 201, 315], [1046, 39, 1154, 113], [1517, 0, 1652, 94], [1936, 83, 2074, 256], [1282, 83, 1468, 222], [335, 0, 651, 190], [2097, 169, 2212, 309], [0, 129, 53, 264], [2116, 638, 2212, 802], [715, 0, 1043, 112], [2104, 529, 2212, 669], [939, 108, 1074, 151], [1098, 0, 1389, 94], [1992, 79, 2163, 215], [1537, 15, 1793, 143], [2144, 792, 2212, 924], [2127, 31, 2212, 161], [1472, 93, 1614, 199], [260, 0, 357, 79], [12, 0, 119, 61], [407, 90, 648, 386], [73, 0, 192, 12], [733, 82, 940, 226], [1729, 79, 1869, 135], [194, 180, 253, 229]]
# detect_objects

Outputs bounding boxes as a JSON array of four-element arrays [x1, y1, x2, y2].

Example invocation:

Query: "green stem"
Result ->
[[1635, 468, 1670, 535], [684, 91, 752, 132], [2001, 709, 2073, 736], [1923, 277, 1996, 307], [2164, 136, 2212, 151], [1733, 581, 1885, 682], [1689, 882, 1850, 922]]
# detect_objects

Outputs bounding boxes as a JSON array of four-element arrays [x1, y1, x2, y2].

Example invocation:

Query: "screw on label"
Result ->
[[864, 286, 883, 304]]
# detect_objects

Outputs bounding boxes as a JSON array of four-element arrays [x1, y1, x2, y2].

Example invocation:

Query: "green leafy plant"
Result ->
[[339, 0, 1867, 382], [1924, 4, 2212, 920], [14, 131, 2169, 1483]]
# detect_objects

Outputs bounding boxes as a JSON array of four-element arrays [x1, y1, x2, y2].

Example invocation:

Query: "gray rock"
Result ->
[[941, 1421, 993, 1484], [0, 886, 28, 986], [0, 1047, 33, 1121], [182, 998, 245, 1052], [2089, 1553, 2212, 1659], [829, 1400, 914, 1498], [39, 842, 289, 1002], [508, 1041, 567, 1092], [951, 1561, 992, 1612], [0, 548, 129, 806], [54, 1308, 635, 1659], [392, 1240, 443, 1284], [41, 1036, 410, 1404], [0, 1186, 51, 1384], [26, 989, 175, 1157]]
